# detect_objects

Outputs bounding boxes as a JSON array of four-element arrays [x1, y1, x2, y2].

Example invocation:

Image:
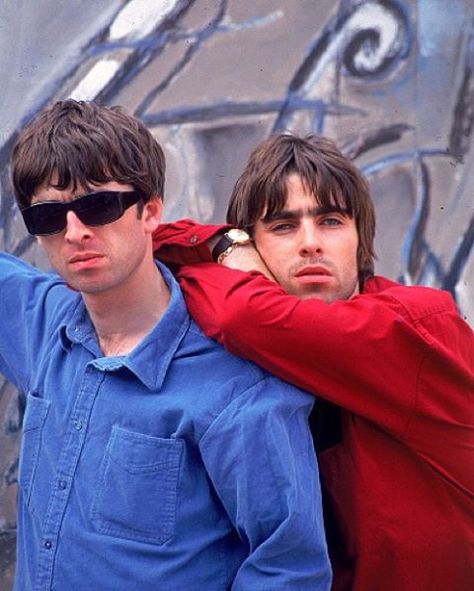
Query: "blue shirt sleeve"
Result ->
[[0, 253, 71, 391], [199, 375, 332, 590]]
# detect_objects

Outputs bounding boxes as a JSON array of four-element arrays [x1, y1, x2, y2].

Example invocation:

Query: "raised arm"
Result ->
[[153, 219, 274, 276], [199, 375, 332, 590], [154, 221, 473, 442], [179, 261, 474, 439], [0, 253, 72, 391]]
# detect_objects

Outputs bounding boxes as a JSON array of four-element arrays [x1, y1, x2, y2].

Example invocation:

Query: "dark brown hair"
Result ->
[[228, 133, 376, 282], [11, 100, 165, 209]]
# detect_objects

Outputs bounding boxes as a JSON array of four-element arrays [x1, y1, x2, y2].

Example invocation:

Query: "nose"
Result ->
[[298, 219, 322, 257], [64, 211, 92, 243]]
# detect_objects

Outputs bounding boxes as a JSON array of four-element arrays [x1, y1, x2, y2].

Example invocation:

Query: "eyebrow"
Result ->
[[262, 205, 349, 224], [31, 189, 104, 205]]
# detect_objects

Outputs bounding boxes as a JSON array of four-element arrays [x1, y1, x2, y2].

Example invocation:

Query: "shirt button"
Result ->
[[74, 420, 83, 431], [189, 234, 198, 244], [44, 540, 52, 549], [58, 480, 67, 490]]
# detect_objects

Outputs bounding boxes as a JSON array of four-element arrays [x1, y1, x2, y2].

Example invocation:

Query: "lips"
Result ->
[[68, 252, 103, 267], [295, 265, 333, 284], [295, 266, 332, 278], [69, 252, 101, 263]]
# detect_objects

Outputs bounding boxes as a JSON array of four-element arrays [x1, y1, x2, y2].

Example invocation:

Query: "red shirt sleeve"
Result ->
[[152, 219, 230, 265], [176, 263, 474, 439]]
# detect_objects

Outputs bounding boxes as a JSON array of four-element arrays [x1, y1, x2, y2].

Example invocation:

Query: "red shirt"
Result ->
[[153, 220, 474, 591]]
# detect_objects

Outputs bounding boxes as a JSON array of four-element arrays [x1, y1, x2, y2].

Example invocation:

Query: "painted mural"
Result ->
[[0, 0, 472, 585]]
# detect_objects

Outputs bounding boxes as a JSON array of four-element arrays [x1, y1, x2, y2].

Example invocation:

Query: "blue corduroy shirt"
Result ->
[[0, 253, 331, 590]]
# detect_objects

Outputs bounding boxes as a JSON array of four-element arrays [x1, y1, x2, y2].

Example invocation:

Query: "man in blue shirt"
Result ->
[[1, 100, 331, 590]]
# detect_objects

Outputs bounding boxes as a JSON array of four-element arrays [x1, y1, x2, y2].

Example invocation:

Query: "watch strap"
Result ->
[[212, 234, 234, 262]]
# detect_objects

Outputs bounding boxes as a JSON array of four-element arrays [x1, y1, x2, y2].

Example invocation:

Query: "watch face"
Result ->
[[227, 228, 251, 244]]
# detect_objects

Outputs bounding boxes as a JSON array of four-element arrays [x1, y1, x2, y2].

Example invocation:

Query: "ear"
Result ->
[[142, 196, 163, 234]]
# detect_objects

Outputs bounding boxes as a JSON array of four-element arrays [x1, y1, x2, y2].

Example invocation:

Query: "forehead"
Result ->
[[284, 174, 318, 208], [31, 178, 133, 203], [31, 170, 85, 202], [260, 173, 343, 221]]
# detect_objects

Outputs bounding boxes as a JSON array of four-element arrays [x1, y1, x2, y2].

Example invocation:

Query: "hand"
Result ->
[[219, 243, 275, 281]]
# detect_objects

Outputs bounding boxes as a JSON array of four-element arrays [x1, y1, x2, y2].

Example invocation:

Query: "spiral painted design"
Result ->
[[341, 0, 410, 78]]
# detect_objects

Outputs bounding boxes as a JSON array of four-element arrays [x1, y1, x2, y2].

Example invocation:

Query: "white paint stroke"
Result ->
[[109, 0, 180, 41], [69, 59, 121, 101]]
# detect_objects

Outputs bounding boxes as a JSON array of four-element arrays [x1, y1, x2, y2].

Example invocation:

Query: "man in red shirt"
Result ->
[[153, 133, 474, 591]]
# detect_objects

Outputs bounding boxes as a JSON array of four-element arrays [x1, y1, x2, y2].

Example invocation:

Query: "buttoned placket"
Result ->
[[34, 363, 106, 591]]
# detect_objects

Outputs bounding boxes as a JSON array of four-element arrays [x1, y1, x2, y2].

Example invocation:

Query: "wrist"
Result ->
[[212, 229, 252, 263]]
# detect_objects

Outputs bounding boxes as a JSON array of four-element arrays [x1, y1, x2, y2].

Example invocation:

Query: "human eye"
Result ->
[[320, 214, 345, 227], [270, 221, 296, 233]]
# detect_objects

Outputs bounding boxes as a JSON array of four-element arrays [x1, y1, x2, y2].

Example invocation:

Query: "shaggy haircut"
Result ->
[[11, 99, 165, 209], [227, 133, 376, 283]]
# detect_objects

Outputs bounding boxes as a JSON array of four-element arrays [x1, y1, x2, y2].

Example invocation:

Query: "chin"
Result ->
[[297, 287, 348, 303], [302, 293, 332, 303], [291, 288, 326, 302]]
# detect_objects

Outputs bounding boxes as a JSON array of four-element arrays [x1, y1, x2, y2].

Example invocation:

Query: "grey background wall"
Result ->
[[0, 0, 473, 587]]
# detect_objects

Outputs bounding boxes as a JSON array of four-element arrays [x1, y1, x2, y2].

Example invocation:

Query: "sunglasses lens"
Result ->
[[22, 202, 67, 235], [74, 192, 122, 226], [21, 191, 141, 235]]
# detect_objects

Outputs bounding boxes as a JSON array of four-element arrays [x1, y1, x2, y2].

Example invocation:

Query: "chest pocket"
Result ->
[[91, 426, 183, 545], [18, 392, 51, 510]]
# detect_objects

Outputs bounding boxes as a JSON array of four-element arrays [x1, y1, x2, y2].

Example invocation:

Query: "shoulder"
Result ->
[[362, 276, 473, 354], [363, 275, 458, 320], [0, 251, 63, 289], [0, 251, 41, 276], [185, 319, 314, 404], [0, 252, 80, 321], [186, 318, 268, 383]]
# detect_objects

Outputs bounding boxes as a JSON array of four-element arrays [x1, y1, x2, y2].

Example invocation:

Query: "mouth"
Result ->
[[68, 253, 103, 268], [295, 266, 333, 284]]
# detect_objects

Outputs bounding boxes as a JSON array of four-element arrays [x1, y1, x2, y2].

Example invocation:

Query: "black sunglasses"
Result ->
[[21, 190, 142, 236]]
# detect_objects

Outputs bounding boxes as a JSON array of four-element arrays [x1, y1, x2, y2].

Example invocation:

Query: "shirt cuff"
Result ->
[[153, 219, 231, 265]]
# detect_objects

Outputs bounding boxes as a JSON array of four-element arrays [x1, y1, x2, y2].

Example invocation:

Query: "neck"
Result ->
[[83, 262, 170, 357]]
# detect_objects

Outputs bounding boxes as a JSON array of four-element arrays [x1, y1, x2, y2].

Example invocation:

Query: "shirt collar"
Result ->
[[59, 262, 190, 392]]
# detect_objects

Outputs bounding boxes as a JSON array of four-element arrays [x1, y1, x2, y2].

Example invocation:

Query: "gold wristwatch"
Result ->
[[212, 228, 252, 263]]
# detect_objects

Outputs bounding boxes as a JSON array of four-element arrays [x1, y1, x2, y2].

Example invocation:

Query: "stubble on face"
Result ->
[[34, 181, 158, 298], [283, 257, 359, 302], [253, 174, 360, 304]]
